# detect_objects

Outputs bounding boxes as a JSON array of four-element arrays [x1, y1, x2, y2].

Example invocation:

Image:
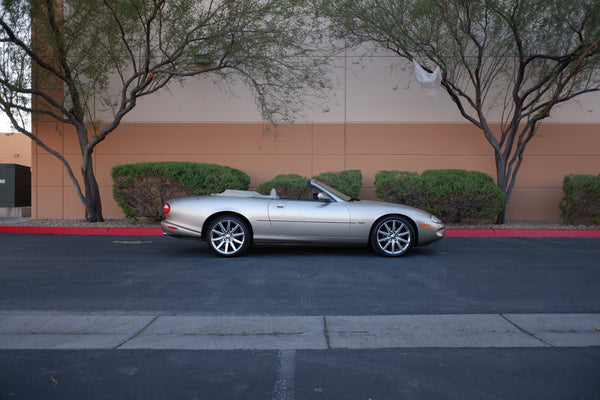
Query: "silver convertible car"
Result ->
[[161, 179, 445, 257]]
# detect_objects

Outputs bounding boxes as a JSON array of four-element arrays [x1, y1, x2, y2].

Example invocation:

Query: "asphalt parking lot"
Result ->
[[1, 234, 599, 315], [1, 233, 599, 399]]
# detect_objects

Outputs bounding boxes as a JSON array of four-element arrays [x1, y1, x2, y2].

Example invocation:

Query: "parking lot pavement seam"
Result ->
[[113, 314, 160, 350], [500, 314, 554, 347], [322, 316, 332, 350]]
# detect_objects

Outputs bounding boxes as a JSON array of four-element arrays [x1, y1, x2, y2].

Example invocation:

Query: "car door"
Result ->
[[267, 199, 350, 239]]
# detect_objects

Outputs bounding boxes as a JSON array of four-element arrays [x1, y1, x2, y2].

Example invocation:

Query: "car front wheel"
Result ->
[[370, 216, 415, 257], [207, 215, 250, 257]]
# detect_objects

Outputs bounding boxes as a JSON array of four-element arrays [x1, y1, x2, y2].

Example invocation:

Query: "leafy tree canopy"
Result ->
[[0, 0, 331, 221], [321, 0, 600, 222]]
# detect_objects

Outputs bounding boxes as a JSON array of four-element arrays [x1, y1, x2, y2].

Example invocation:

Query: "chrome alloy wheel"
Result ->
[[371, 216, 415, 257], [208, 216, 250, 257]]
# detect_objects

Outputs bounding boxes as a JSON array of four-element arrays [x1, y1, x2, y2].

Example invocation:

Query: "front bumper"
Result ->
[[416, 222, 445, 245]]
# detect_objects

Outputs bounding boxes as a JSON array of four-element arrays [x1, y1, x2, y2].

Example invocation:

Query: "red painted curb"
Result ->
[[106, 227, 163, 236], [0, 226, 599, 238], [445, 228, 600, 238], [0, 226, 163, 236], [0, 226, 25, 234], [22, 227, 108, 235], [493, 229, 600, 238], [445, 229, 495, 237]]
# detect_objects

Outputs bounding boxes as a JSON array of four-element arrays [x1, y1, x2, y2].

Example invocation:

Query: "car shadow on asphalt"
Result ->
[[165, 240, 440, 259], [247, 243, 374, 257], [158, 233, 443, 259]]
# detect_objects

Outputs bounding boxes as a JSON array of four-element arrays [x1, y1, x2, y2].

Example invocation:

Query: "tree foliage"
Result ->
[[0, 0, 330, 221], [321, 0, 600, 222]]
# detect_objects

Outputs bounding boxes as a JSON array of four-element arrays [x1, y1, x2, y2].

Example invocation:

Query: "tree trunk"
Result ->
[[495, 206, 507, 225], [82, 159, 104, 222], [495, 152, 509, 224], [78, 124, 104, 222]]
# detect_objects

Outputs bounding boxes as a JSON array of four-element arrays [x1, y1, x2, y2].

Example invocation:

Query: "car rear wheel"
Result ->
[[207, 215, 250, 257], [370, 216, 415, 257]]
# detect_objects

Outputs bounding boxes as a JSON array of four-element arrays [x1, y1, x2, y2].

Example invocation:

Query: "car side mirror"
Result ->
[[316, 192, 330, 202]]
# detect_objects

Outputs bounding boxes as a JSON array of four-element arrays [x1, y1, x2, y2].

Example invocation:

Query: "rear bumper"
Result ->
[[161, 221, 203, 239]]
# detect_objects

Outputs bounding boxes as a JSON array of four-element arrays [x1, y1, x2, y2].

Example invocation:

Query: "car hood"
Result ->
[[353, 199, 432, 214]]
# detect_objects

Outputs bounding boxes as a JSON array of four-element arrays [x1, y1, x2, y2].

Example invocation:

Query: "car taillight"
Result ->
[[163, 203, 171, 214]]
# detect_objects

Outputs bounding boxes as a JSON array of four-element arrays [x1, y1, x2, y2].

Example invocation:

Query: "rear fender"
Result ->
[[202, 212, 254, 243]]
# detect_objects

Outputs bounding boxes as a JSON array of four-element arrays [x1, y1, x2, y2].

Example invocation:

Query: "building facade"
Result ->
[[30, 55, 600, 221], [0, 132, 31, 167]]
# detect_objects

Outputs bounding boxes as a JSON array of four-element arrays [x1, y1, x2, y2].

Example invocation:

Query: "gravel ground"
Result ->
[[446, 221, 599, 230], [1, 217, 598, 230]]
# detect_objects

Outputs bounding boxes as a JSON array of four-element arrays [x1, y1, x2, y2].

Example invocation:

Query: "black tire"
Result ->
[[370, 216, 415, 257], [206, 215, 251, 257]]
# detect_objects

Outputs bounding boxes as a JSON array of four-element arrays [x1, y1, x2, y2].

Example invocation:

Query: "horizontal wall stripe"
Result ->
[[30, 122, 600, 221]]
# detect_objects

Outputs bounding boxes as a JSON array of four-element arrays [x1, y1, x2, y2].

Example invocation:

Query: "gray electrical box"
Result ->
[[0, 164, 31, 207]]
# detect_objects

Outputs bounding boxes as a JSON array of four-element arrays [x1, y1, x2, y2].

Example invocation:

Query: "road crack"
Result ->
[[323, 316, 332, 349], [500, 314, 554, 347], [114, 314, 160, 349]]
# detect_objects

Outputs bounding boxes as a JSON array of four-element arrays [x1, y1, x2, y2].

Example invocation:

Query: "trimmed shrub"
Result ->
[[374, 169, 505, 223], [420, 169, 504, 222], [312, 169, 362, 198], [374, 170, 423, 204], [112, 162, 250, 221], [256, 174, 312, 199], [559, 174, 600, 225]]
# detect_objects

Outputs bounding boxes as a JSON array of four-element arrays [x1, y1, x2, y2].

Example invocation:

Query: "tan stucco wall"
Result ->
[[0, 133, 31, 167], [27, 50, 600, 221], [31, 121, 600, 221]]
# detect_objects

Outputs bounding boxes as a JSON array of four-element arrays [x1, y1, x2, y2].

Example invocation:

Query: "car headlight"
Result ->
[[430, 215, 442, 224]]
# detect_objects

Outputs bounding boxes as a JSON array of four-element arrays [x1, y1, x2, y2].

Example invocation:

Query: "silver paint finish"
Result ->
[[161, 179, 445, 251]]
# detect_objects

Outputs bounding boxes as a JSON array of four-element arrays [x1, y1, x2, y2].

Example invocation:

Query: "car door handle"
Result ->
[[276, 205, 284, 208]]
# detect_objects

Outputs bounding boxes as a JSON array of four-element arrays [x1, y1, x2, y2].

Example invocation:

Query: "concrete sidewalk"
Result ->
[[1, 312, 598, 350]]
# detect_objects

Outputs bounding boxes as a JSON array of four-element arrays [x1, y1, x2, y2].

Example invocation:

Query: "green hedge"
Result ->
[[559, 174, 600, 225], [112, 162, 250, 221], [256, 174, 312, 199], [313, 169, 362, 198], [257, 170, 363, 199], [375, 170, 423, 204], [375, 169, 505, 223]]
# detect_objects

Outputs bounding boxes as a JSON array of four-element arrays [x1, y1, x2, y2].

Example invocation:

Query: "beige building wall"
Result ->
[[31, 55, 600, 221], [0, 133, 31, 167]]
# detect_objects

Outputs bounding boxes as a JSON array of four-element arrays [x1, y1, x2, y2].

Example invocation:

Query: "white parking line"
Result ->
[[0, 312, 598, 350], [273, 349, 296, 400]]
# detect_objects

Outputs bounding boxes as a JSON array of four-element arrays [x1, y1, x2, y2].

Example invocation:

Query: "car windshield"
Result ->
[[313, 180, 352, 202]]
